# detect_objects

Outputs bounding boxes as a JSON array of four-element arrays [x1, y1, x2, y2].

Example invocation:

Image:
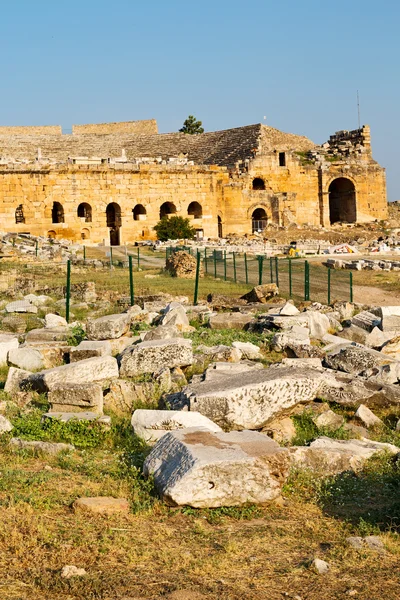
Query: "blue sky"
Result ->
[[1, 0, 399, 199]]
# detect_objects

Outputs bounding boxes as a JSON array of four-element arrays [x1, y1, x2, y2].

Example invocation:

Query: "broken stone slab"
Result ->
[[9, 437, 74, 454], [208, 313, 253, 330], [0, 415, 13, 433], [25, 327, 70, 343], [324, 345, 400, 381], [69, 340, 112, 362], [319, 368, 400, 408], [22, 356, 119, 393], [278, 302, 300, 316], [171, 366, 325, 430], [351, 311, 382, 332], [143, 428, 290, 507], [86, 313, 131, 341], [281, 357, 322, 368], [119, 338, 193, 377], [201, 361, 264, 383], [4, 367, 32, 394], [42, 412, 111, 425], [73, 496, 130, 515], [0, 334, 19, 366], [312, 409, 344, 430], [290, 436, 399, 475], [160, 303, 191, 332], [108, 335, 137, 355], [8, 346, 44, 371], [24, 293, 51, 307], [347, 535, 386, 554], [272, 325, 310, 352], [262, 416, 296, 443], [48, 383, 103, 414], [196, 344, 242, 363], [240, 283, 279, 303], [45, 313, 68, 328], [307, 311, 330, 340], [142, 324, 180, 341], [5, 300, 37, 314], [131, 409, 222, 444], [355, 404, 383, 428], [381, 335, 400, 358], [231, 341, 261, 360], [258, 313, 310, 332]]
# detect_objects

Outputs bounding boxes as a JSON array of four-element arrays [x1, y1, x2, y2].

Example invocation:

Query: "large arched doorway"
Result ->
[[252, 208, 267, 233], [160, 202, 177, 219], [328, 178, 356, 224], [218, 216, 223, 238], [106, 202, 121, 245], [52, 202, 64, 224]]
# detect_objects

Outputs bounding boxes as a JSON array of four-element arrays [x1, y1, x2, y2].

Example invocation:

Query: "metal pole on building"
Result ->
[[65, 260, 71, 324]]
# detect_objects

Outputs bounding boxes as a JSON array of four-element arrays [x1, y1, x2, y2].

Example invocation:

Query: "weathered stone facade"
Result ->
[[0, 120, 387, 244]]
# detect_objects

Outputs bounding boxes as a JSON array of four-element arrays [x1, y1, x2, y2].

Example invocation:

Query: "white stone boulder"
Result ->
[[45, 314, 68, 328], [173, 366, 325, 430], [143, 428, 290, 507], [4, 367, 32, 394], [119, 338, 193, 377], [0, 415, 12, 433], [22, 356, 118, 393], [0, 334, 19, 366], [131, 409, 222, 444], [86, 313, 130, 340], [8, 347, 44, 371], [355, 404, 384, 428], [160, 302, 191, 332], [290, 436, 399, 475], [272, 326, 310, 351], [5, 300, 37, 314], [307, 311, 330, 340], [231, 341, 261, 360], [278, 302, 300, 316]]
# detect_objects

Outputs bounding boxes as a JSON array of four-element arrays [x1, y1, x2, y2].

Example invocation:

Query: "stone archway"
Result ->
[[328, 178, 356, 224], [106, 202, 122, 246], [160, 202, 177, 219], [252, 207, 267, 233], [218, 215, 223, 238]]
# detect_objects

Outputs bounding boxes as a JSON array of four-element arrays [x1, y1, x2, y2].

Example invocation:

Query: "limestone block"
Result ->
[[240, 284, 278, 303], [307, 311, 330, 340], [69, 340, 112, 362], [208, 313, 253, 331], [355, 404, 383, 428], [23, 356, 118, 393], [143, 324, 180, 341], [290, 436, 399, 475], [5, 300, 37, 314], [0, 415, 12, 433], [8, 347, 44, 371], [160, 302, 191, 331], [351, 311, 381, 332], [73, 496, 130, 515], [25, 327, 70, 343], [0, 334, 19, 366], [324, 345, 399, 381], [272, 325, 310, 351], [42, 412, 111, 424], [278, 302, 300, 316], [48, 383, 103, 414], [177, 366, 325, 430], [9, 438, 74, 454], [231, 341, 261, 360], [45, 314, 68, 328], [131, 409, 222, 444], [119, 338, 193, 377], [4, 367, 32, 394], [197, 344, 242, 363], [312, 409, 344, 430], [143, 428, 290, 507], [86, 313, 130, 340]]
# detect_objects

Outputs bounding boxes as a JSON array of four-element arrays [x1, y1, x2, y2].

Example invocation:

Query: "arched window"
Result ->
[[133, 204, 147, 221], [252, 177, 265, 191], [47, 230, 56, 239], [187, 201, 202, 219], [52, 202, 64, 224], [81, 228, 90, 240], [15, 204, 25, 224], [252, 208, 267, 233], [77, 203, 92, 223], [329, 178, 356, 224], [160, 202, 177, 219]]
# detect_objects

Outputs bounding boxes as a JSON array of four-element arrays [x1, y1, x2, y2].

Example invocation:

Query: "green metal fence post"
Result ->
[[224, 251, 227, 281], [244, 253, 248, 285], [83, 245, 86, 263], [193, 251, 201, 306], [204, 248, 208, 274], [213, 250, 217, 278], [304, 260, 310, 301], [129, 255, 134, 306], [350, 272, 353, 303], [35, 240, 38, 258], [288, 258, 292, 297], [270, 257, 273, 283], [328, 267, 331, 305], [275, 256, 279, 288], [137, 247, 140, 269], [110, 246, 113, 267], [65, 260, 71, 324], [258, 256, 263, 285], [233, 252, 237, 283]]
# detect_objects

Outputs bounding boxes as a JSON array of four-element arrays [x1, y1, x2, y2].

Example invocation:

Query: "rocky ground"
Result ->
[[0, 277, 399, 599]]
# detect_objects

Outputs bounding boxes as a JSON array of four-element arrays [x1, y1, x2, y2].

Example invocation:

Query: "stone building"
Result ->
[[0, 119, 387, 244]]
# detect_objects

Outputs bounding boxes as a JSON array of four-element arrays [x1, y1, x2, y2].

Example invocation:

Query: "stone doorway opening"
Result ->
[[329, 178, 356, 224], [106, 202, 122, 246], [218, 216, 223, 237], [252, 208, 267, 233], [159, 202, 177, 219]]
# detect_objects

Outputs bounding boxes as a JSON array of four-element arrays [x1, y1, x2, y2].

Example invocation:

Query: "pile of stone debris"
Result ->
[[0, 232, 80, 262], [0, 286, 400, 509], [325, 257, 400, 271], [165, 250, 202, 279]]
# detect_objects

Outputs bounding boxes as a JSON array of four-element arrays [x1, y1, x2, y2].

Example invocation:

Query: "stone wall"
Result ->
[[72, 120, 158, 135], [0, 125, 62, 135]]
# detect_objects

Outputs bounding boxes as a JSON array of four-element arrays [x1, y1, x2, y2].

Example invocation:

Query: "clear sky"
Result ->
[[1, 0, 399, 199]]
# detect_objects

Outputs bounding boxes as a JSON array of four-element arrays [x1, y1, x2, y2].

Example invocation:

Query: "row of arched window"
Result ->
[[14, 201, 204, 225]]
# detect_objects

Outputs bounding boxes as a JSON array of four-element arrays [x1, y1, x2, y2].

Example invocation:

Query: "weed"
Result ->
[[66, 324, 86, 346]]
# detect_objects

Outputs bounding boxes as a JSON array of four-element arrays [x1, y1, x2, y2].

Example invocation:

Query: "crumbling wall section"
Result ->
[[0, 125, 62, 135], [72, 120, 158, 135]]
